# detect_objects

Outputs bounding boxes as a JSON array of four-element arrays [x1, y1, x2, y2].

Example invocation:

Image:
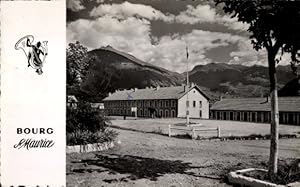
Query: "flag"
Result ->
[[186, 46, 189, 59]]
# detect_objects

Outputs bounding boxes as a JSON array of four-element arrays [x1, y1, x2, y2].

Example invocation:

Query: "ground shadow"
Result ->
[[71, 153, 209, 182]]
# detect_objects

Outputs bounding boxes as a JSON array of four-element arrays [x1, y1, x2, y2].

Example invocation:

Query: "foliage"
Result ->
[[216, 1, 300, 56], [67, 129, 118, 146], [66, 101, 118, 146], [67, 41, 96, 86], [67, 102, 109, 133], [215, 0, 300, 176]]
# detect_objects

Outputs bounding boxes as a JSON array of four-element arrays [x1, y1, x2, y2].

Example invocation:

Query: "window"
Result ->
[[165, 110, 169, 117], [171, 110, 176, 117], [186, 100, 189, 107], [193, 101, 196, 108], [199, 101, 202, 108], [160, 110, 163, 117], [171, 100, 176, 107], [199, 110, 202, 118], [160, 100, 163, 107], [165, 100, 169, 107]]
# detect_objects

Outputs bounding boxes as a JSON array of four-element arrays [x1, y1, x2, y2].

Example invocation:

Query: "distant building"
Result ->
[[210, 97, 300, 125], [90, 103, 105, 110], [103, 84, 210, 118]]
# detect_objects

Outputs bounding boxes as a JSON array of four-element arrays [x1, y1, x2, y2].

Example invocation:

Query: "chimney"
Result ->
[[156, 85, 160, 90], [184, 85, 188, 92], [219, 96, 223, 101], [191, 82, 195, 87], [108, 92, 112, 96], [134, 88, 138, 92], [266, 95, 270, 103]]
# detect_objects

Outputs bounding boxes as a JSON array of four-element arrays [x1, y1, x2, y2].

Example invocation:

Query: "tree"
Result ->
[[67, 41, 95, 86], [215, 0, 300, 178]]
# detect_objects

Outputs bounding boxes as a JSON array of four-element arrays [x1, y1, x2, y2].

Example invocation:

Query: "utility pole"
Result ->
[[186, 45, 190, 125]]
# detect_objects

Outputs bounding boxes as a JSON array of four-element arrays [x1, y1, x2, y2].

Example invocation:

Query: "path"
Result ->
[[67, 120, 300, 187]]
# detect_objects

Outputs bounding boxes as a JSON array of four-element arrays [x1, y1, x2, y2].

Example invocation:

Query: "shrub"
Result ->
[[66, 101, 117, 146], [67, 102, 109, 133], [67, 129, 118, 146]]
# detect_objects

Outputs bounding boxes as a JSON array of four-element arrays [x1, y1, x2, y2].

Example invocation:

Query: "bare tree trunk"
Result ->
[[268, 52, 279, 178]]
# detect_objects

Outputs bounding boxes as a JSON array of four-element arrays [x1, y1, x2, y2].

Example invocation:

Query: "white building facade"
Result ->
[[177, 87, 210, 119], [103, 84, 210, 119]]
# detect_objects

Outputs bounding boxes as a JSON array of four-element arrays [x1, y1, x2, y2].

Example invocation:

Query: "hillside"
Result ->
[[71, 46, 296, 101], [187, 63, 295, 98], [79, 46, 184, 100]]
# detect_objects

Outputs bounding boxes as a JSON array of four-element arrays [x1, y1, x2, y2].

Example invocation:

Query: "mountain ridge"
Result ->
[[70, 46, 297, 101]]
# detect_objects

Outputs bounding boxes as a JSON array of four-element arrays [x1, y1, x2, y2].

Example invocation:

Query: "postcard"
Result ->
[[1, 0, 300, 186]]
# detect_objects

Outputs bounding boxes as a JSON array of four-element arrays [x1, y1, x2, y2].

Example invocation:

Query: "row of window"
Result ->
[[105, 100, 177, 108], [107, 108, 177, 118], [186, 100, 202, 108], [211, 111, 271, 123], [211, 111, 300, 125]]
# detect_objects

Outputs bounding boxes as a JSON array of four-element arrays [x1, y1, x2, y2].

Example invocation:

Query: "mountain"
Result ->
[[279, 78, 300, 96], [71, 46, 296, 101], [79, 46, 184, 100], [188, 63, 296, 98]]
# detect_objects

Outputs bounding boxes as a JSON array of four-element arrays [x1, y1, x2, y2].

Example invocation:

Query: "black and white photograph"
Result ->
[[66, 0, 300, 186], [66, 0, 300, 187], [2, 0, 300, 186]]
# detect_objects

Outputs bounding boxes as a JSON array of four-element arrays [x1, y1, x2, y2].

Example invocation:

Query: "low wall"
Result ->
[[66, 141, 115, 154]]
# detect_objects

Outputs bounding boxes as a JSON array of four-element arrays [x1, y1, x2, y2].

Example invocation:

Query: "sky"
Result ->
[[67, 0, 291, 73]]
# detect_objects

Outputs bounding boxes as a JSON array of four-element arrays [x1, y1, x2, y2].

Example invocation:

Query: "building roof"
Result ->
[[103, 85, 209, 101], [211, 97, 300, 112]]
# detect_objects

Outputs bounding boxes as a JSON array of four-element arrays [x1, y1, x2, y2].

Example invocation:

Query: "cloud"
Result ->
[[67, 0, 85, 11], [147, 30, 243, 72], [88, 2, 248, 31], [176, 5, 217, 23], [90, 1, 175, 22], [67, 9, 254, 73], [228, 38, 268, 66], [175, 4, 249, 31]]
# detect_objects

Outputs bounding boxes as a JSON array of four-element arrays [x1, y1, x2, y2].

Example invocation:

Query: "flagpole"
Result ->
[[186, 45, 190, 125]]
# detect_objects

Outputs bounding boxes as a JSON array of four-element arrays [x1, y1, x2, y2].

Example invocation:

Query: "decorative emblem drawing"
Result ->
[[15, 35, 48, 75]]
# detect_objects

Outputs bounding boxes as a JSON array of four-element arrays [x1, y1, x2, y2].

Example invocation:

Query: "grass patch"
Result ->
[[219, 134, 297, 141], [243, 159, 300, 185]]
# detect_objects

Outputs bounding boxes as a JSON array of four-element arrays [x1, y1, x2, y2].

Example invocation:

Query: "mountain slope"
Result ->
[[279, 78, 300, 96], [71, 46, 296, 101], [188, 63, 295, 98], [80, 46, 184, 100]]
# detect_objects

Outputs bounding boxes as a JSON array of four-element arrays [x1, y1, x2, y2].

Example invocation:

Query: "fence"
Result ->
[[168, 124, 220, 139]]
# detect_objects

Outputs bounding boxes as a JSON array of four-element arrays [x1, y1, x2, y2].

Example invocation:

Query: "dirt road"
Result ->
[[67, 120, 300, 187]]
